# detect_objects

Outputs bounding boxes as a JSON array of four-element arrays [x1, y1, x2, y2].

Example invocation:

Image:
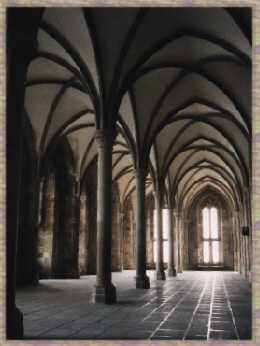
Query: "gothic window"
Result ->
[[202, 207, 220, 264], [153, 209, 169, 263]]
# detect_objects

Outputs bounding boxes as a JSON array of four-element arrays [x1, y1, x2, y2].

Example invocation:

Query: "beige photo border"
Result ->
[[0, 1, 259, 345]]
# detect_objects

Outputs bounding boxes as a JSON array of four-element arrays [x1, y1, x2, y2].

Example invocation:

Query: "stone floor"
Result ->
[[16, 270, 251, 340]]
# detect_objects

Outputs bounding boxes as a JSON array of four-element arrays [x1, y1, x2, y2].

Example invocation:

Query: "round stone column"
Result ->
[[7, 12, 41, 336], [154, 191, 166, 280], [166, 209, 176, 276], [94, 130, 116, 303], [135, 169, 150, 289]]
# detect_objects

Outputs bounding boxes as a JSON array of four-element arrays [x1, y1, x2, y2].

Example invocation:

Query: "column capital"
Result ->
[[153, 189, 163, 208], [134, 167, 147, 179], [95, 129, 116, 149]]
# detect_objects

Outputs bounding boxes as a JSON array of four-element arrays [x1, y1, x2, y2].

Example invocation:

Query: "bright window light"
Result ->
[[202, 207, 220, 264], [212, 241, 220, 263], [162, 209, 169, 239], [164, 241, 169, 263], [210, 208, 218, 239], [203, 241, 210, 263], [202, 208, 210, 238], [153, 241, 157, 262], [153, 209, 169, 263]]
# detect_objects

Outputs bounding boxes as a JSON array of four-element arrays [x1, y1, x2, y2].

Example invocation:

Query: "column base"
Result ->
[[168, 268, 177, 277], [93, 282, 117, 304], [31, 272, 39, 286], [155, 269, 166, 280], [7, 305, 23, 339], [136, 275, 150, 289]]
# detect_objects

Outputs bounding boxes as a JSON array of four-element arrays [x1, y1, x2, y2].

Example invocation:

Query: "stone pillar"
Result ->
[[135, 169, 150, 288], [7, 22, 38, 339], [94, 130, 116, 303], [154, 191, 166, 280], [167, 209, 176, 276]]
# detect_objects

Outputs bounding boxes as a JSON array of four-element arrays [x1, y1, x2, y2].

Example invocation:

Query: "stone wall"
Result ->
[[78, 192, 87, 274], [122, 196, 135, 269], [146, 194, 155, 269], [111, 182, 122, 271], [38, 174, 55, 278], [85, 160, 97, 275]]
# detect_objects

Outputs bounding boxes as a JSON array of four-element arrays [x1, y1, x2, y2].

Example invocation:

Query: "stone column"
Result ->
[[135, 169, 150, 288], [167, 209, 176, 276], [154, 191, 166, 280], [94, 130, 116, 303], [7, 25, 37, 339]]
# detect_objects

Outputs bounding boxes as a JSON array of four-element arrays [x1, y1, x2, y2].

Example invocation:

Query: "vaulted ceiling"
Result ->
[[24, 7, 251, 210]]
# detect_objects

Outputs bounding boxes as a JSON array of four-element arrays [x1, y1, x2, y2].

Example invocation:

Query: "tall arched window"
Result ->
[[202, 207, 220, 264], [153, 209, 169, 263]]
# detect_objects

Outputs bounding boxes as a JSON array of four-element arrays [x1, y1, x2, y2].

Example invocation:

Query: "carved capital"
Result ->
[[153, 189, 163, 208], [135, 168, 147, 179], [95, 129, 115, 150]]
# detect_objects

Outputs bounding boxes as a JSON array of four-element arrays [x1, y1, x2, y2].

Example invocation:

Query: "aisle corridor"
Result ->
[[16, 271, 251, 340]]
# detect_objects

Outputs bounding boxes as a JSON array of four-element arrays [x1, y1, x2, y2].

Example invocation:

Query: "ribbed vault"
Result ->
[[24, 6, 251, 222]]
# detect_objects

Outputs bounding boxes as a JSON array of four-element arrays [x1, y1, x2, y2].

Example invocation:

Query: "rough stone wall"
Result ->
[[78, 192, 87, 274], [222, 208, 234, 269], [187, 208, 198, 269], [182, 216, 189, 270], [146, 194, 155, 269], [38, 174, 55, 279], [122, 196, 135, 269], [111, 182, 122, 271], [37, 139, 80, 279], [179, 216, 184, 272], [232, 213, 240, 271], [52, 170, 79, 278], [85, 160, 97, 275]]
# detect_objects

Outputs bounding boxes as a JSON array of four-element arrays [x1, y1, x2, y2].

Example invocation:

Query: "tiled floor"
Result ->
[[16, 270, 251, 340]]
